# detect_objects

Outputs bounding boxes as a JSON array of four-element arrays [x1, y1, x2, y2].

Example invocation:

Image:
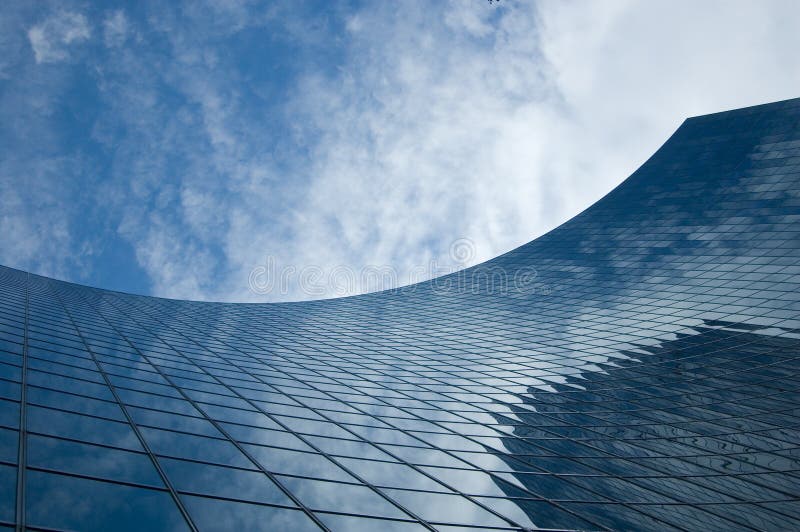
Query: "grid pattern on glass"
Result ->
[[0, 97, 799, 531]]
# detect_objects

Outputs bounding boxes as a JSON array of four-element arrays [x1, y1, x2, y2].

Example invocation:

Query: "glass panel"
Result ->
[[139, 427, 251, 468], [474, 497, 598, 530], [26, 406, 142, 451], [0, 428, 17, 463], [0, 464, 15, 523], [305, 436, 393, 460], [181, 495, 321, 532], [160, 457, 292, 506], [335, 458, 446, 491], [279, 476, 408, 519], [318, 513, 427, 532], [379, 489, 509, 527], [27, 434, 163, 487], [244, 445, 354, 482], [0, 381, 20, 402], [128, 407, 221, 438], [418, 466, 509, 496], [26, 386, 125, 420], [0, 399, 18, 429], [26, 470, 190, 531], [220, 423, 312, 451]]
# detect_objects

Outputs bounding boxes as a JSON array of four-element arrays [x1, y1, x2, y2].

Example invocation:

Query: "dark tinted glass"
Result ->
[[25, 471, 189, 531]]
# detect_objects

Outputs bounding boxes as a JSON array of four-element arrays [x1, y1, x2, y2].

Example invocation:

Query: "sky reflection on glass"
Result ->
[[0, 99, 799, 529]]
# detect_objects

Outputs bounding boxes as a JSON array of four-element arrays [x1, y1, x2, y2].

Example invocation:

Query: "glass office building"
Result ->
[[1, 98, 799, 531]]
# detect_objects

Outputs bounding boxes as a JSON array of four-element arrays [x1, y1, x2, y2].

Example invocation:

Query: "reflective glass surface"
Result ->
[[1, 98, 800, 530]]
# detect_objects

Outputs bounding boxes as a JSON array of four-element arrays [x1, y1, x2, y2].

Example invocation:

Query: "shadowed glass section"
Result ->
[[1, 97, 799, 530]]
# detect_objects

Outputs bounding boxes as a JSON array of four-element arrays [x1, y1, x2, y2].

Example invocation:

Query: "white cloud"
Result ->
[[444, 0, 493, 37], [0, 158, 78, 279], [13, 1, 798, 302], [107, 0, 800, 302], [219, 0, 797, 302], [28, 11, 90, 64], [102, 10, 129, 48], [537, 0, 800, 128]]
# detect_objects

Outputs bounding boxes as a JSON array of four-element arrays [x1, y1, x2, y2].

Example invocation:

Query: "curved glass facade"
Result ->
[[0, 98, 799, 530]]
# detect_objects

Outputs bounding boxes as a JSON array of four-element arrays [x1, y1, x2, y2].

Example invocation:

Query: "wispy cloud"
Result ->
[[102, 10, 129, 48], [1, 1, 799, 301], [213, 0, 800, 301], [28, 10, 90, 63], [0, 156, 84, 279]]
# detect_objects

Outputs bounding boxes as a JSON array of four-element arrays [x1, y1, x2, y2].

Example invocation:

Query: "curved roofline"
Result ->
[[4, 95, 799, 305]]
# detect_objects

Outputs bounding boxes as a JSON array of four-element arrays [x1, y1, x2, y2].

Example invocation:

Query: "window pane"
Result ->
[[318, 513, 426, 532], [0, 428, 17, 463], [244, 445, 354, 482], [279, 476, 408, 519], [160, 457, 291, 506], [379, 489, 508, 527], [140, 427, 250, 468], [27, 406, 141, 451], [26, 470, 190, 531], [0, 464, 15, 523], [27, 435, 163, 487], [181, 495, 320, 532]]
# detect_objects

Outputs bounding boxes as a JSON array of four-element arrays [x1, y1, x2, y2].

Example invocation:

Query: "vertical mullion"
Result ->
[[102, 294, 446, 530], [14, 273, 29, 532], [48, 282, 199, 532], [70, 288, 334, 532]]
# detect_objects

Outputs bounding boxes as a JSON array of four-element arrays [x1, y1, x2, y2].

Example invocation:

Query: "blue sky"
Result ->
[[1, 0, 799, 302]]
